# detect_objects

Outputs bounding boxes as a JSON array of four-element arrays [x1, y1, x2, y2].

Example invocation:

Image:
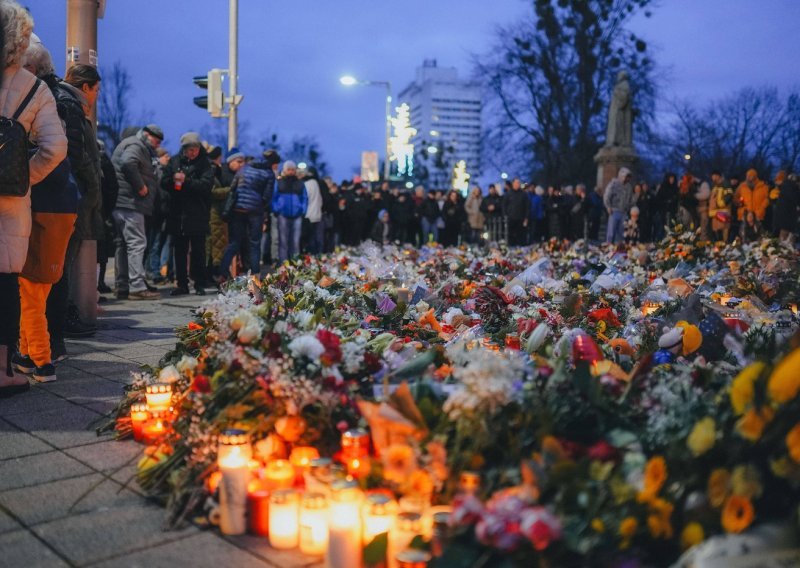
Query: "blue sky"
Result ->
[[27, 0, 800, 180]]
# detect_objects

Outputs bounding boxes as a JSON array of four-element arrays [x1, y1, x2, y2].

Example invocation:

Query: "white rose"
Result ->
[[158, 364, 181, 384], [176, 355, 198, 375], [238, 321, 263, 344]]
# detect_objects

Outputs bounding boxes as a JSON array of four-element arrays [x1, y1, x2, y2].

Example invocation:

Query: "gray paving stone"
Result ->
[[65, 439, 141, 474], [0, 473, 140, 526], [0, 529, 69, 568], [31, 502, 197, 566], [0, 388, 75, 417], [0, 451, 92, 491], [0, 509, 21, 535], [224, 534, 324, 568], [0, 420, 53, 460], [91, 531, 271, 568], [42, 376, 127, 403], [3, 405, 104, 450]]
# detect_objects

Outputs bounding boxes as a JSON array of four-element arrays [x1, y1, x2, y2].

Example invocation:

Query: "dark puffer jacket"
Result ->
[[233, 161, 276, 212], [161, 147, 214, 237]]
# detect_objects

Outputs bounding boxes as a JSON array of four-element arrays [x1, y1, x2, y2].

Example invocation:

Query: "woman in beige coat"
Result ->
[[0, 0, 67, 395], [464, 185, 485, 244]]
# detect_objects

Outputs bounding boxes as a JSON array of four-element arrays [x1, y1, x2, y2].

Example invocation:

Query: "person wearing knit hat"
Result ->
[[370, 208, 392, 245], [161, 133, 214, 296], [226, 150, 245, 164], [271, 161, 307, 262]]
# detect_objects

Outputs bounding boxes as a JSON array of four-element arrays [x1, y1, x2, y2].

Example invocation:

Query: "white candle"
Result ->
[[299, 492, 328, 556], [145, 383, 172, 412], [363, 493, 396, 545], [389, 512, 422, 568], [397, 286, 410, 304], [218, 430, 252, 536], [327, 480, 363, 568], [269, 489, 300, 549]]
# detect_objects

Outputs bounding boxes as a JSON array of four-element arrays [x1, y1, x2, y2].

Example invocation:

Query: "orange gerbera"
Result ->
[[708, 468, 731, 508], [638, 456, 667, 502], [736, 406, 775, 441], [721, 495, 754, 533], [787, 423, 800, 463]]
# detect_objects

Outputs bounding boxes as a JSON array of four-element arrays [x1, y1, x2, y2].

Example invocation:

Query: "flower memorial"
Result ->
[[103, 231, 800, 567]]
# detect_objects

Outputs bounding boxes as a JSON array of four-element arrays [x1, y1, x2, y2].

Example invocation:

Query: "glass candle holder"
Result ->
[[327, 480, 363, 568], [141, 413, 168, 445], [129, 402, 149, 442], [289, 446, 320, 476], [264, 459, 295, 491], [269, 489, 300, 549], [363, 492, 397, 548], [390, 512, 423, 568], [218, 429, 252, 536], [247, 483, 270, 536], [145, 383, 172, 412], [299, 492, 329, 556], [396, 549, 431, 568], [341, 428, 370, 477]]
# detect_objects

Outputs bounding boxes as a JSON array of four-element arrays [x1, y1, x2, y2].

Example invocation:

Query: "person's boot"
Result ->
[[0, 345, 30, 398]]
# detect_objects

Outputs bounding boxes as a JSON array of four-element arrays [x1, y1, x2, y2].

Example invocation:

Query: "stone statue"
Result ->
[[605, 71, 632, 148]]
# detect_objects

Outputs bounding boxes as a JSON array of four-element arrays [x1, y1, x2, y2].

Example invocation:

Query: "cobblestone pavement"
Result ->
[[0, 289, 321, 568]]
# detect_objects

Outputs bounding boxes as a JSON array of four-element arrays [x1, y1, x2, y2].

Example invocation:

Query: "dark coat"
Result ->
[[161, 148, 214, 236], [420, 196, 440, 222], [112, 131, 158, 216], [481, 193, 503, 218], [775, 179, 800, 233], [503, 189, 529, 221]]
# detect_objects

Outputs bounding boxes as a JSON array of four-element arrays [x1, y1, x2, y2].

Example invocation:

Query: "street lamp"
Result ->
[[340, 75, 392, 181]]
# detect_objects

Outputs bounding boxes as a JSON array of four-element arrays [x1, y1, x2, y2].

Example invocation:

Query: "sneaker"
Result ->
[[11, 352, 35, 374], [51, 339, 68, 363], [128, 289, 161, 301], [170, 287, 190, 297], [32, 363, 57, 383]]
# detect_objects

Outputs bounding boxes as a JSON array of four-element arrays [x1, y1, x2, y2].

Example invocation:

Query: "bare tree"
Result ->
[[475, 0, 656, 184], [97, 62, 136, 150]]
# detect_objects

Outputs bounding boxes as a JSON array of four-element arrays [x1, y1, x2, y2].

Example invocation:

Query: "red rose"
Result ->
[[363, 352, 382, 373], [316, 329, 342, 365], [528, 520, 553, 551], [517, 318, 538, 336], [191, 375, 211, 393], [587, 308, 622, 328], [587, 440, 618, 462]]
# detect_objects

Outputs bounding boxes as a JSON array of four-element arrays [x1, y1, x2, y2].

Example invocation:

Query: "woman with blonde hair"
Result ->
[[464, 185, 484, 244], [0, 0, 67, 394]]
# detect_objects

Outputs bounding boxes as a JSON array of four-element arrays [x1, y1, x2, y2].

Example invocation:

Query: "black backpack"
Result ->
[[0, 79, 42, 197]]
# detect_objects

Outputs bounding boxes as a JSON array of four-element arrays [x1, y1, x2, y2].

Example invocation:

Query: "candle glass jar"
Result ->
[[130, 402, 149, 442], [327, 480, 363, 568], [289, 446, 320, 476], [390, 512, 423, 568], [396, 549, 431, 568], [145, 383, 172, 412], [299, 492, 329, 556], [269, 489, 300, 549], [264, 459, 295, 491], [218, 429, 252, 465], [341, 428, 370, 477], [363, 493, 397, 545]]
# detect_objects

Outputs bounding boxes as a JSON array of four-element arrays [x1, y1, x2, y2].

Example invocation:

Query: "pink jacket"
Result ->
[[0, 66, 67, 273]]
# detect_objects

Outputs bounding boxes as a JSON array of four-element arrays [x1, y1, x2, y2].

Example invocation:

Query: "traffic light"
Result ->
[[193, 68, 225, 117]]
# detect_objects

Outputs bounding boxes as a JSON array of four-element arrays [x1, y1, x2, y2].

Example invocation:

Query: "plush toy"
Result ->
[[654, 327, 683, 365]]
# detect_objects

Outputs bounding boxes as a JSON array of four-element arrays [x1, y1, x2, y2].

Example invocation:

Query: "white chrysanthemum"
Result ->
[[291, 310, 315, 330], [288, 335, 326, 361], [176, 355, 198, 375], [158, 364, 181, 384], [342, 339, 366, 374], [238, 321, 263, 344]]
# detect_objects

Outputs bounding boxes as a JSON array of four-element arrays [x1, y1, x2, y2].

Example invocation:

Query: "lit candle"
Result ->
[[423, 505, 452, 539], [218, 429, 252, 536], [504, 333, 521, 350], [342, 429, 371, 477], [145, 383, 172, 412], [299, 492, 329, 556], [791, 303, 798, 315], [130, 402, 149, 442], [247, 481, 270, 536], [396, 549, 431, 568], [363, 493, 397, 545], [430, 510, 451, 558], [289, 446, 320, 477], [269, 489, 300, 549], [389, 512, 422, 568], [641, 303, 660, 316], [327, 480, 363, 568], [141, 414, 167, 445], [397, 286, 410, 304], [264, 459, 295, 491]]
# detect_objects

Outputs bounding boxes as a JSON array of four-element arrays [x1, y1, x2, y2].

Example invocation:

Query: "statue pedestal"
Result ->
[[594, 145, 638, 191]]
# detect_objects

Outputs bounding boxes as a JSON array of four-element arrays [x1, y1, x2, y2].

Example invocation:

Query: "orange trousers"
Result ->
[[19, 277, 53, 367]]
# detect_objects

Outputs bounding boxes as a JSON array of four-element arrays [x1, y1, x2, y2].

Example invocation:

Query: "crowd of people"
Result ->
[[2, 0, 799, 393]]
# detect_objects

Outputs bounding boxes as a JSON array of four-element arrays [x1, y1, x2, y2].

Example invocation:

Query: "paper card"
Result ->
[[411, 286, 429, 305]]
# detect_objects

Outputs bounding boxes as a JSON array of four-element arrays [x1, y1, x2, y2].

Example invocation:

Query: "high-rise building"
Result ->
[[399, 59, 482, 188]]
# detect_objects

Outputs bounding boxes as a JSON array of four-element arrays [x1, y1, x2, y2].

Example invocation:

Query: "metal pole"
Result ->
[[228, 0, 238, 151], [384, 84, 392, 181]]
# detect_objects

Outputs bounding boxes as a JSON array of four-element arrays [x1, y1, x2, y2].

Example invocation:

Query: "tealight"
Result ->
[[129, 402, 149, 442]]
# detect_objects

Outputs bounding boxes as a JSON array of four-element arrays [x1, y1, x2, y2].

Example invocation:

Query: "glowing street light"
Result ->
[[684, 154, 692, 161], [500, 172, 509, 180], [339, 74, 392, 181], [427, 145, 439, 154]]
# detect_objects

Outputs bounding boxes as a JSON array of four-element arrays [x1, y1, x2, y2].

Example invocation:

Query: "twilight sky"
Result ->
[[27, 0, 800, 181]]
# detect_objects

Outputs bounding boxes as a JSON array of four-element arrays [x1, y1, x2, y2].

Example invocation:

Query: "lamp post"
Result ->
[[340, 75, 392, 181]]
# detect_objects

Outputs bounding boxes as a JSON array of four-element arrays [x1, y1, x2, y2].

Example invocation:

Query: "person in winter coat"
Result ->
[[343, 183, 369, 246], [773, 170, 800, 244], [301, 166, 325, 254], [370, 209, 392, 245], [572, 184, 589, 241], [111, 125, 162, 300], [503, 179, 530, 246], [323, 182, 343, 251], [587, 186, 604, 241], [161, 132, 214, 295], [545, 186, 563, 240], [636, 182, 654, 243], [441, 190, 464, 247], [271, 160, 308, 262], [464, 186, 484, 243], [204, 146, 237, 279], [419, 190, 441, 244], [653, 173, 678, 241], [735, 169, 769, 223], [389, 191, 414, 243], [527, 185, 545, 244], [97, 140, 119, 294], [603, 167, 633, 243], [707, 171, 733, 242], [15, 39, 79, 379], [0, 1, 67, 393], [220, 151, 278, 279]]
